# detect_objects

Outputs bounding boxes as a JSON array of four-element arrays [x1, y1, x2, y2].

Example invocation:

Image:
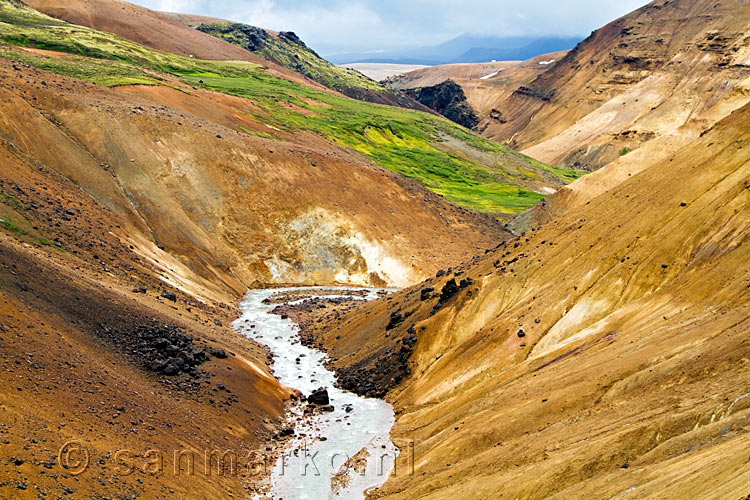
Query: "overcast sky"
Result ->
[[131, 0, 650, 57]]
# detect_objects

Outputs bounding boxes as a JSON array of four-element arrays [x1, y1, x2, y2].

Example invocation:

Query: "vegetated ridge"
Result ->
[[191, 21, 430, 110]]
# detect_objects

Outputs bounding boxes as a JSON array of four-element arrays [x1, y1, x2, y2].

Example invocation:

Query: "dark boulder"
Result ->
[[210, 347, 228, 359], [279, 31, 306, 47], [160, 290, 177, 302], [162, 363, 179, 376], [386, 311, 404, 330], [307, 387, 330, 405], [279, 427, 295, 437], [439, 279, 460, 303]]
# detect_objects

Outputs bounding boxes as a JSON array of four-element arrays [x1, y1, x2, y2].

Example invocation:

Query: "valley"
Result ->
[[389, 0, 750, 174], [0, 0, 748, 499]]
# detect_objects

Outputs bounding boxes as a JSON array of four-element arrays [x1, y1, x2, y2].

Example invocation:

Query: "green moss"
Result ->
[[237, 126, 279, 141], [1, 191, 24, 212], [0, 216, 21, 233]]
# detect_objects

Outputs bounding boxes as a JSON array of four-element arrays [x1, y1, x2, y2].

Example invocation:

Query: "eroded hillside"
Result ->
[[491, 0, 750, 170], [309, 102, 750, 499], [0, 113, 294, 497], [386, 52, 567, 134]]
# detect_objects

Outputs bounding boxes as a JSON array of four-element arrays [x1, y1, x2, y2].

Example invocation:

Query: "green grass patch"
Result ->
[[0, 216, 21, 233]]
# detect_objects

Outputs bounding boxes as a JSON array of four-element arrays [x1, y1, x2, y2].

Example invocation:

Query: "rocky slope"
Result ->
[[0, 123, 290, 498], [403, 80, 479, 129], [488, 0, 750, 170], [309, 100, 750, 499]]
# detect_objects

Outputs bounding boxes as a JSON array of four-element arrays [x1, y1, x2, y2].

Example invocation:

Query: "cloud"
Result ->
[[131, 0, 651, 55]]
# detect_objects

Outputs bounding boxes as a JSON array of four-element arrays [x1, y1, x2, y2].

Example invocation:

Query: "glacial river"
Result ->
[[234, 288, 399, 500]]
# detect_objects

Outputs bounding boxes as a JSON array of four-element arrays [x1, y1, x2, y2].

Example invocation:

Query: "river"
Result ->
[[234, 287, 399, 500]]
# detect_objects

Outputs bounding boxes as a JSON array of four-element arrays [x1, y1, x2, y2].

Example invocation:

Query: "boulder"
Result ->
[[307, 387, 330, 405]]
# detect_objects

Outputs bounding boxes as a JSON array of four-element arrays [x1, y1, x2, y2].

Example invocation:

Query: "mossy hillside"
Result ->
[[196, 23, 385, 96], [182, 71, 583, 215], [0, 188, 59, 248], [0, 1, 261, 84], [0, 0, 584, 216]]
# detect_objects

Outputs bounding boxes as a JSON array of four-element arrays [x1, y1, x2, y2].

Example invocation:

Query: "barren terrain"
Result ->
[[310, 100, 750, 500]]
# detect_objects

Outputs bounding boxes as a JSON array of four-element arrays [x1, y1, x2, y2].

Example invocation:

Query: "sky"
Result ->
[[130, 0, 651, 58]]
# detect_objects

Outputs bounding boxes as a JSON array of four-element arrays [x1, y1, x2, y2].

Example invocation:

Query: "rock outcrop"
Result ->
[[405, 80, 479, 129]]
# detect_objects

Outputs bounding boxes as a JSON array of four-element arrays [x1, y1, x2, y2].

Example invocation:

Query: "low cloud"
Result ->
[[132, 0, 650, 56]]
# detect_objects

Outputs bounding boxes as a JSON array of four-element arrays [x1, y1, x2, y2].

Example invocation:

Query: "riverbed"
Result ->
[[234, 287, 399, 500]]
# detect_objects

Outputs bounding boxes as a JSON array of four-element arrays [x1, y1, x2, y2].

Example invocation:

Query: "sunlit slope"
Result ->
[[489, 0, 750, 170], [0, 0, 581, 217], [315, 102, 750, 498]]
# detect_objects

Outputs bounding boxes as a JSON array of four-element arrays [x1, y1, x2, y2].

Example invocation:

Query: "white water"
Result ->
[[234, 288, 399, 500]]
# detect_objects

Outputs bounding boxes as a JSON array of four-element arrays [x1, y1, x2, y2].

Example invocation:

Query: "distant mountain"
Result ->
[[330, 34, 583, 65], [450, 37, 581, 63]]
